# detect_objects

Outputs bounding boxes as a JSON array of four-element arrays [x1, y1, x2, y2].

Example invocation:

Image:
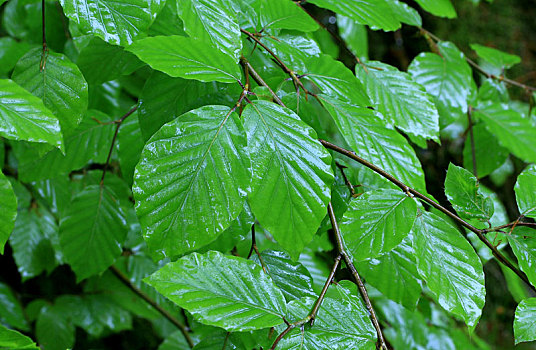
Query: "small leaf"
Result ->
[[258, 0, 318, 32], [59, 185, 128, 281], [470, 44, 521, 69], [0, 79, 63, 150], [412, 211, 485, 327], [133, 105, 251, 259], [413, 0, 456, 18], [242, 101, 333, 259], [444, 163, 494, 222], [388, 0, 422, 26], [127, 35, 241, 83], [145, 251, 287, 332], [508, 229, 536, 288], [514, 165, 536, 219], [0, 171, 17, 254], [0, 324, 39, 350], [341, 189, 417, 261], [514, 298, 536, 344]]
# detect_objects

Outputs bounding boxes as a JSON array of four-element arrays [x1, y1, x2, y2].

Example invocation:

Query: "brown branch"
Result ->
[[483, 221, 536, 234], [240, 57, 285, 107], [110, 265, 194, 348], [320, 139, 536, 293], [467, 106, 478, 178], [40, 0, 48, 71], [328, 203, 388, 350], [336, 162, 357, 197]]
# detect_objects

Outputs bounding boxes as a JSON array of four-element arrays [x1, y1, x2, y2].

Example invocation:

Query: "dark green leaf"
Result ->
[[0, 324, 39, 350], [133, 105, 251, 259], [145, 251, 287, 331], [514, 165, 536, 219], [158, 330, 190, 350], [0, 38, 32, 76], [242, 101, 333, 259], [0, 171, 17, 254], [36, 305, 75, 350], [0, 282, 28, 331], [118, 113, 144, 186], [463, 124, 509, 178], [514, 298, 536, 344], [337, 16, 368, 59]]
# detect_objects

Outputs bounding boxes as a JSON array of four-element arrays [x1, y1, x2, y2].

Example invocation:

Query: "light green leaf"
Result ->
[[307, 0, 400, 31], [356, 61, 439, 144], [149, 0, 186, 37], [341, 189, 417, 261], [514, 298, 536, 344], [252, 250, 317, 302], [444, 163, 494, 222], [59, 185, 127, 281], [471, 44, 521, 69], [177, 0, 241, 60], [59, 0, 164, 46], [36, 305, 75, 350], [475, 103, 536, 163], [356, 235, 422, 310], [0, 171, 17, 254], [408, 42, 472, 112], [508, 228, 536, 288], [412, 211, 485, 327], [0, 79, 63, 150], [258, 0, 318, 32], [12, 47, 88, 135], [127, 35, 241, 83], [0, 324, 39, 350], [320, 95, 427, 192], [337, 15, 368, 59], [514, 165, 536, 219], [388, 0, 422, 26], [242, 101, 333, 259], [0, 282, 28, 331], [133, 105, 251, 259], [145, 251, 287, 331], [413, 0, 456, 18], [463, 124, 509, 178]]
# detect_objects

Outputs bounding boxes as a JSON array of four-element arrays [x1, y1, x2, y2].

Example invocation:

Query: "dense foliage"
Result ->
[[0, 0, 535, 349]]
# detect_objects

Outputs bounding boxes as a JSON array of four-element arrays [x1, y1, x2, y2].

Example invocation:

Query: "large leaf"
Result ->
[[59, 185, 127, 281], [176, 0, 241, 60], [307, 0, 400, 31], [508, 229, 536, 288], [0, 324, 39, 350], [475, 103, 536, 163], [127, 35, 241, 83], [12, 47, 88, 135], [514, 165, 536, 218], [35, 305, 75, 350], [412, 211, 485, 327], [444, 163, 494, 222], [340, 188, 417, 261], [356, 61, 439, 145], [514, 298, 536, 344], [0, 171, 17, 254], [144, 251, 287, 331], [0, 79, 63, 150], [408, 42, 472, 112], [59, 0, 164, 46], [413, 0, 456, 18], [242, 101, 333, 259], [133, 105, 251, 259], [320, 95, 427, 192], [258, 0, 318, 32]]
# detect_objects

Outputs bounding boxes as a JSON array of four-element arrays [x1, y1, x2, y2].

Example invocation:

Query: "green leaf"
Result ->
[[35, 305, 75, 350], [0, 171, 17, 254], [412, 211, 485, 327], [413, 0, 456, 18], [0, 324, 39, 350], [127, 35, 241, 83], [158, 330, 190, 350], [177, 0, 241, 60], [118, 112, 144, 186], [0, 282, 28, 331], [0, 37, 32, 76], [133, 105, 251, 259], [444, 163, 494, 222], [514, 165, 536, 219], [59, 185, 127, 281], [307, 0, 400, 31], [508, 228, 536, 288], [252, 250, 317, 302], [337, 15, 368, 59], [514, 298, 536, 344], [408, 42, 472, 112], [356, 61, 440, 144], [320, 96, 427, 192], [340, 189, 417, 261], [463, 124, 509, 178], [59, 0, 164, 46], [0, 79, 63, 150], [388, 0, 422, 26], [12, 47, 88, 135], [475, 103, 536, 163], [258, 0, 318, 32], [356, 235, 422, 310], [242, 101, 333, 259], [149, 0, 186, 37], [470, 44, 521, 69], [145, 251, 287, 331]]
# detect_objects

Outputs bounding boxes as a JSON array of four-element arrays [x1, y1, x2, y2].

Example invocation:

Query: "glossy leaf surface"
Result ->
[[145, 251, 287, 331], [514, 165, 536, 219], [0, 79, 63, 150], [258, 0, 318, 32], [0, 324, 39, 350], [340, 189, 417, 261], [508, 229, 536, 288], [412, 211, 485, 327], [413, 0, 456, 18], [242, 101, 333, 259], [133, 105, 251, 259], [514, 298, 536, 344], [127, 35, 241, 83], [0, 171, 17, 254]]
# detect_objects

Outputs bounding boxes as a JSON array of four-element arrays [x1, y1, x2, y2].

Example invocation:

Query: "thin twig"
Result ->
[[328, 203, 388, 350], [483, 220, 536, 234], [467, 106, 478, 178], [320, 139, 536, 292], [40, 0, 48, 71], [110, 265, 194, 348], [247, 224, 268, 273], [336, 162, 357, 197], [240, 57, 285, 106]]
